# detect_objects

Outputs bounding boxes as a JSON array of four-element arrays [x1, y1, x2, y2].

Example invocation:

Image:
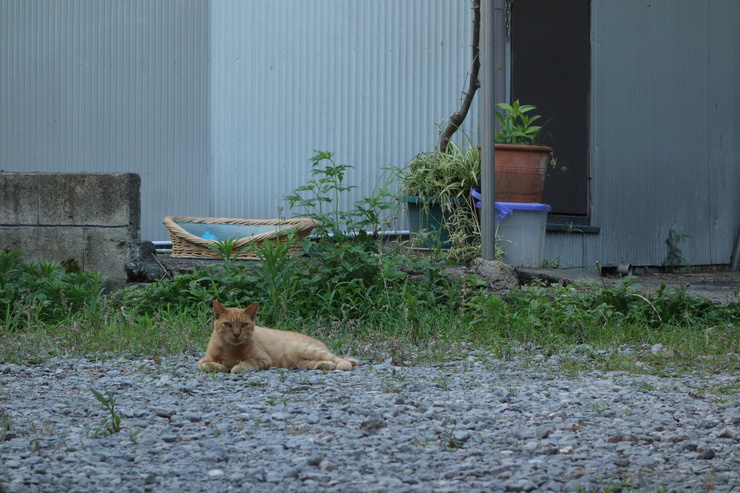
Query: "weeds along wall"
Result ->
[[0, 173, 141, 287]]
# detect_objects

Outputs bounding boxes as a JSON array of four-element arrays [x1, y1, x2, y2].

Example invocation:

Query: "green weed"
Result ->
[[90, 388, 122, 436], [0, 251, 106, 330], [205, 237, 251, 266]]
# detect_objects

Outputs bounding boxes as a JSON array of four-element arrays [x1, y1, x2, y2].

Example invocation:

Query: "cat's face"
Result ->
[[212, 300, 259, 346]]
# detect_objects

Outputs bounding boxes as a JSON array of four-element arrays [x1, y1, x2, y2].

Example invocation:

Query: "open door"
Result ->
[[511, 0, 591, 217]]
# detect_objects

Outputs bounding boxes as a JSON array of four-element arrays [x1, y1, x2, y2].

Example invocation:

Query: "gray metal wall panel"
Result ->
[[591, 1, 709, 267], [569, 0, 740, 269], [545, 0, 740, 270], [210, 1, 479, 227], [707, 0, 740, 264], [542, 232, 585, 270], [1, 0, 211, 240]]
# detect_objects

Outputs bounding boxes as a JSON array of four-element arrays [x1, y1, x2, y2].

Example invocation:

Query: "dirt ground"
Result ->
[[518, 265, 740, 304], [155, 253, 739, 304]]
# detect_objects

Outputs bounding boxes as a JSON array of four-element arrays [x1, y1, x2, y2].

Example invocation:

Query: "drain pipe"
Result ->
[[731, 225, 740, 271], [150, 230, 415, 255]]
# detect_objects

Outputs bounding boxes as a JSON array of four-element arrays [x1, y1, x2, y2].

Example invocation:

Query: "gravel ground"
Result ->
[[1, 350, 739, 493]]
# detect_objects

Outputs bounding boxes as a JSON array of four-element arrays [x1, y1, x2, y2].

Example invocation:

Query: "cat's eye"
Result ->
[[223, 322, 232, 328], [241, 323, 250, 329]]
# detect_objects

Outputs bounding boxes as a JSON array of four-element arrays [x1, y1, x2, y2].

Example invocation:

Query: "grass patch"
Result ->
[[2, 247, 738, 379]]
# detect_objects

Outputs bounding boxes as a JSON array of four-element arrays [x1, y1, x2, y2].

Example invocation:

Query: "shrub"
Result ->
[[0, 251, 106, 329]]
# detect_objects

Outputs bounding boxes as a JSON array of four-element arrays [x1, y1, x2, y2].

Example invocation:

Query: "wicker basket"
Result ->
[[162, 216, 318, 259]]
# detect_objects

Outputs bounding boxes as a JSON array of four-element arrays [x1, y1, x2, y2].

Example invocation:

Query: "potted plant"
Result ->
[[493, 100, 553, 203], [397, 101, 553, 259], [397, 135, 481, 258]]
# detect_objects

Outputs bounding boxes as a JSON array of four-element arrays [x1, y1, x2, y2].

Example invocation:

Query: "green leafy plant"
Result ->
[[396, 131, 485, 262], [663, 229, 690, 267], [0, 251, 106, 329], [285, 150, 355, 238], [398, 131, 480, 199], [251, 232, 305, 324], [495, 100, 543, 145], [285, 150, 399, 239], [90, 388, 122, 436], [205, 237, 251, 267], [120, 263, 259, 315]]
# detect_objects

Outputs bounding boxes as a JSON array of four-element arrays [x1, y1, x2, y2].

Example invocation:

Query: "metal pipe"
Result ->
[[480, 0, 497, 260], [731, 226, 740, 271]]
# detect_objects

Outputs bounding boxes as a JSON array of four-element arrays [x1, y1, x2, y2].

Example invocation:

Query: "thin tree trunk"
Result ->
[[438, 0, 481, 153]]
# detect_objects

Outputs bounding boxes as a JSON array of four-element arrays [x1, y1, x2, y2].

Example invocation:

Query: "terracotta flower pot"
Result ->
[[494, 144, 553, 202]]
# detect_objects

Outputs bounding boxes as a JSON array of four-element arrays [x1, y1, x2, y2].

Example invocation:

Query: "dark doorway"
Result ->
[[511, 0, 590, 216]]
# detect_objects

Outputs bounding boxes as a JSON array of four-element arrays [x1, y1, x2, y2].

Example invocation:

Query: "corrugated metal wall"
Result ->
[[0, 0, 211, 241], [209, 1, 478, 228], [706, 0, 740, 264], [545, 0, 740, 269], [3, 0, 737, 267], [1, 0, 478, 240]]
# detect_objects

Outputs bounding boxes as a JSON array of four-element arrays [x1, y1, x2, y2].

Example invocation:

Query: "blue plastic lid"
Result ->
[[495, 201, 552, 212], [470, 188, 551, 223]]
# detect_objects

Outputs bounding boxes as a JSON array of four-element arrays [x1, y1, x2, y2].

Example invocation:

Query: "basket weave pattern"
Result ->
[[162, 216, 318, 259]]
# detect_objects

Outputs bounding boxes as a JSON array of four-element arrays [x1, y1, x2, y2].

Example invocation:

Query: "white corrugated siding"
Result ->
[[1, 0, 478, 240], [209, 1, 479, 228], [4, 0, 737, 267], [0, 0, 211, 240]]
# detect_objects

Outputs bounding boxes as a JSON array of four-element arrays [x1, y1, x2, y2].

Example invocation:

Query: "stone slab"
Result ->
[[0, 174, 41, 225], [0, 227, 132, 281], [0, 172, 141, 283], [0, 172, 140, 234]]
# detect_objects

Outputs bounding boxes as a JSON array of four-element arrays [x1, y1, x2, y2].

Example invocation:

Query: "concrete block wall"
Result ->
[[0, 173, 141, 283]]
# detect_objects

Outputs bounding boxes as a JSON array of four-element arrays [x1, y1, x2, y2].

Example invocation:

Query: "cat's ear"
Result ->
[[213, 299, 226, 317], [244, 302, 259, 319]]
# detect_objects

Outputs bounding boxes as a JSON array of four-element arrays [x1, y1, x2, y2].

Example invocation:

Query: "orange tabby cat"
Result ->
[[198, 300, 358, 373]]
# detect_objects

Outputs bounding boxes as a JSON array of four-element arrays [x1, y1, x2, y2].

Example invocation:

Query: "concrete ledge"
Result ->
[[0, 172, 141, 283], [0, 173, 140, 231]]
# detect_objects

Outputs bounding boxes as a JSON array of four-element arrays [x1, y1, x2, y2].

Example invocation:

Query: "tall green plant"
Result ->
[[495, 100, 543, 145], [285, 150, 356, 238], [251, 232, 305, 323], [285, 150, 399, 238], [396, 131, 485, 262], [205, 237, 250, 267]]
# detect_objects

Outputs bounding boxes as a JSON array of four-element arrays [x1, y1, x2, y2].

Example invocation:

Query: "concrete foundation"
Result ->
[[0, 172, 141, 285]]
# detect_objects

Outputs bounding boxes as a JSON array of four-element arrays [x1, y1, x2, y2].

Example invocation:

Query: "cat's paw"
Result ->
[[230, 364, 255, 374], [198, 361, 229, 373], [336, 358, 358, 371], [231, 360, 270, 373], [313, 361, 337, 371]]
